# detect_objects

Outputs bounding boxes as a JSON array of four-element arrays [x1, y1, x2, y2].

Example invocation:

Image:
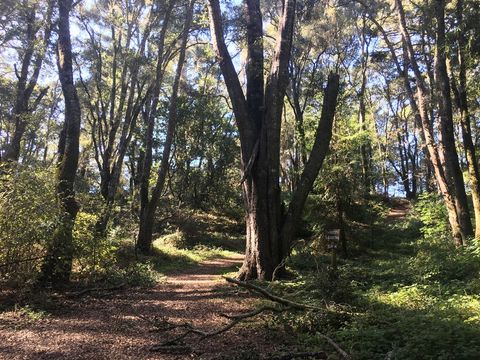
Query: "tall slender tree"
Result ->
[[39, 0, 81, 285], [433, 0, 473, 239], [137, 0, 195, 254], [2, 0, 54, 162]]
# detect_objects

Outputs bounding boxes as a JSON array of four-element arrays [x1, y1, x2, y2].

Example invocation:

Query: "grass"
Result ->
[[113, 210, 244, 283], [150, 241, 240, 273], [278, 205, 480, 360]]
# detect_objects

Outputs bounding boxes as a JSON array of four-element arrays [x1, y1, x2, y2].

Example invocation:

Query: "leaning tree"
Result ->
[[208, 0, 340, 280]]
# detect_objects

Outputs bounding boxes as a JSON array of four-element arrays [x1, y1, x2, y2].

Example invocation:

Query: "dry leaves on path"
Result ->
[[0, 255, 294, 360]]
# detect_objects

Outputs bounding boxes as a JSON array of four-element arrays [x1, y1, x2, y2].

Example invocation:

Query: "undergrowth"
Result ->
[[276, 198, 480, 360]]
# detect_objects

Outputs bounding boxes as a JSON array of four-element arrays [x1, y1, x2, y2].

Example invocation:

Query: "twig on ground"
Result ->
[[149, 317, 243, 351], [269, 350, 328, 360], [224, 277, 352, 360], [317, 333, 351, 359], [66, 282, 126, 298], [149, 344, 192, 353], [147, 276, 350, 359], [220, 304, 288, 319]]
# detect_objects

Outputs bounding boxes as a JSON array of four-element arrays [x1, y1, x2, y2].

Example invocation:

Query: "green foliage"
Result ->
[[72, 211, 117, 278], [414, 193, 449, 242], [172, 95, 241, 213], [277, 202, 480, 360], [0, 164, 59, 284], [14, 304, 48, 323], [104, 262, 160, 288], [156, 229, 188, 248]]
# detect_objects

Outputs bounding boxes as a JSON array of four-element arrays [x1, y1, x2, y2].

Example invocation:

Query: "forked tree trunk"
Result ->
[[39, 0, 81, 285], [3, 0, 53, 162], [83, 8, 158, 237], [208, 0, 339, 280]]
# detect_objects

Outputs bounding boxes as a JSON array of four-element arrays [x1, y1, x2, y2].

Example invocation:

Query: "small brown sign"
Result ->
[[326, 229, 340, 249]]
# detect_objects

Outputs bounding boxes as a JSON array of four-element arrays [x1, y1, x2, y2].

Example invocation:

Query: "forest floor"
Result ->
[[2, 200, 479, 359], [0, 253, 299, 359]]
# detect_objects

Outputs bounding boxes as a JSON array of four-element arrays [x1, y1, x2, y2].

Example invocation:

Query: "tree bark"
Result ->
[[394, 0, 465, 245], [3, 0, 54, 162], [80, 5, 157, 237], [358, 16, 372, 194], [209, 0, 339, 280], [449, 0, 480, 238], [433, 0, 473, 239], [137, 1, 174, 252], [137, 0, 194, 254], [39, 0, 81, 285], [280, 74, 340, 254]]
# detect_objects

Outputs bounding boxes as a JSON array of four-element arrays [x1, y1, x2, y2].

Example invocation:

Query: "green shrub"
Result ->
[[156, 229, 188, 248], [105, 262, 160, 287], [0, 164, 59, 285], [414, 193, 449, 242], [72, 211, 118, 279]]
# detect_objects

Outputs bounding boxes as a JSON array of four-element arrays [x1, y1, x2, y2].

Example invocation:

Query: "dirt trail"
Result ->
[[0, 255, 289, 359], [386, 199, 411, 220]]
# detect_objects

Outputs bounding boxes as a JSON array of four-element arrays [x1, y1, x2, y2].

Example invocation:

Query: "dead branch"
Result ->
[[318, 333, 351, 360], [0, 255, 45, 268], [270, 351, 327, 360], [149, 344, 192, 354], [149, 317, 243, 351], [67, 282, 126, 298], [223, 277, 351, 359], [148, 302, 292, 352], [147, 278, 350, 359], [220, 304, 288, 319], [224, 277, 322, 311]]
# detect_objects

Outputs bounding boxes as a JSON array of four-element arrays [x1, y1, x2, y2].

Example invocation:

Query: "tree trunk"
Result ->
[[450, 0, 480, 238], [137, 0, 194, 254], [433, 0, 473, 239], [39, 0, 81, 285], [280, 74, 340, 256], [395, 0, 465, 245], [209, 0, 339, 280], [358, 16, 372, 194], [137, 2, 174, 252], [3, 1, 53, 162]]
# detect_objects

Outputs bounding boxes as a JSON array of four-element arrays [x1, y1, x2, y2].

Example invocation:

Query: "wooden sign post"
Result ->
[[326, 229, 340, 270]]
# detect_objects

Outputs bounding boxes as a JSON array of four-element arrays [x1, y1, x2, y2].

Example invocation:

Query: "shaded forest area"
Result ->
[[0, 0, 479, 359]]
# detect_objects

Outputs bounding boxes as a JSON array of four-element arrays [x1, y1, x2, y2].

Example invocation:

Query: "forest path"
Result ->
[[0, 254, 290, 360], [386, 198, 411, 220]]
